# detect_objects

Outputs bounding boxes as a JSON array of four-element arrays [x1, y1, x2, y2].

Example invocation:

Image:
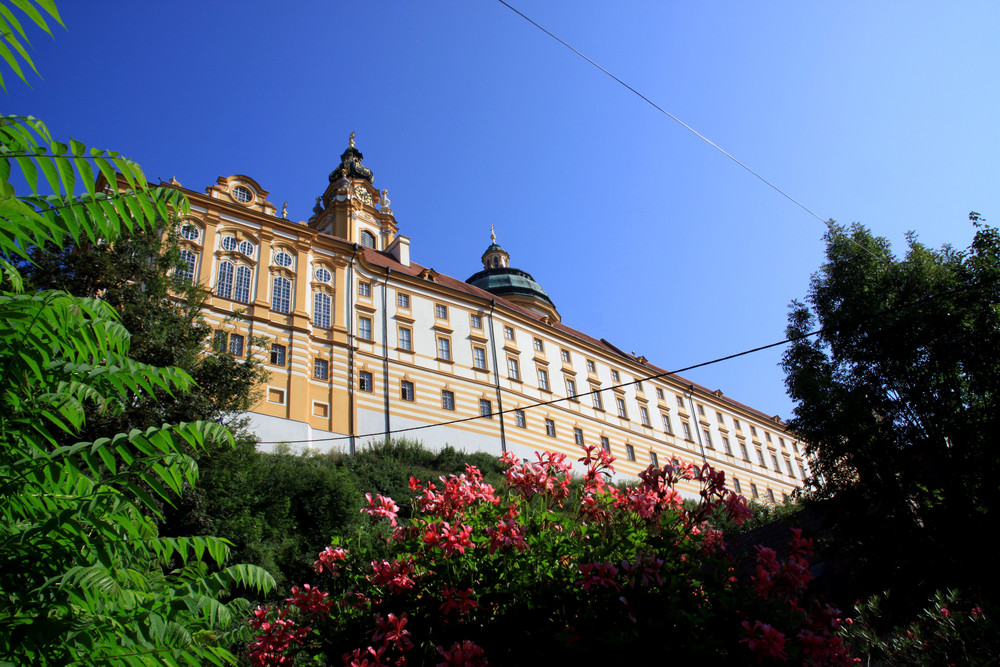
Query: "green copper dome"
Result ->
[[466, 266, 556, 310]]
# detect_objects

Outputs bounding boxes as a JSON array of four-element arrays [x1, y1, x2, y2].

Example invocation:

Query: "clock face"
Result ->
[[355, 186, 373, 205]]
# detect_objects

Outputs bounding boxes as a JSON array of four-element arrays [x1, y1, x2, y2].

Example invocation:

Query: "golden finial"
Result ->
[[349, 131, 356, 148], [282, 202, 288, 219], [490, 224, 496, 243]]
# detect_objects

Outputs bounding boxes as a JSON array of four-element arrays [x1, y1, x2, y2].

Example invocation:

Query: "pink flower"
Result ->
[[368, 558, 417, 594], [576, 562, 622, 592], [370, 612, 413, 652], [941, 607, 950, 618], [361, 493, 399, 527], [485, 516, 529, 554], [422, 520, 475, 556], [436, 640, 488, 666], [741, 620, 788, 662], [440, 586, 479, 616], [286, 584, 332, 614], [314, 546, 348, 574], [248, 606, 310, 666]]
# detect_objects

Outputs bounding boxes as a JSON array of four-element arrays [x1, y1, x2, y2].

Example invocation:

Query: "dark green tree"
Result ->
[[781, 216, 1000, 614]]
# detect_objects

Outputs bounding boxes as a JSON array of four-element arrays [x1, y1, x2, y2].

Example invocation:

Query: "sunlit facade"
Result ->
[[171, 138, 807, 500]]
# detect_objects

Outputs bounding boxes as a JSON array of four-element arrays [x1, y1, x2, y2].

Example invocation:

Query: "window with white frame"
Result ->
[[177, 249, 197, 282], [504, 326, 514, 341], [682, 422, 692, 440], [592, 389, 603, 411], [271, 276, 291, 313], [270, 343, 286, 366], [772, 454, 781, 472], [650, 451, 659, 467], [717, 411, 725, 424], [611, 370, 620, 383], [470, 314, 482, 329], [785, 458, 795, 477], [751, 483, 759, 499], [601, 436, 610, 453], [314, 358, 329, 380], [656, 388, 664, 400], [234, 265, 252, 302], [616, 397, 628, 419], [537, 368, 549, 391], [397, 292, 409, 308], [180, 224, 200, 241], [358, 316, 373, 341], [238, 240, 255, 257], [639, 406, 650, 426], [560, 349, 571, 363], [358, 281, 371, 297], [662, 413, 672, 434], [473, 347, 487, 370], [545, 419, 556, 437], [586, 360, 596, 373], [565, 378, 576, 398], [228, 333, 244, 356], [358, 371, 373, 392], [401, 380, 414, 402], [399, 327, 412, 351], [442, 390, 455, 410], [703, 428, 714, 448], [756, 448, 766, 466], [722, 436, 733, 455], [479, 399, 492, 418], [574, 427, 584, 445], [740, 441, 750, 461], [216, 261, 234, 298], [274, 251, 293, 268], [533, 338, 544, 352], [221, 235, 238, 251], [314, 292, 332, 328], [233, 185, 253, 203], [435, 304, 448, 319], [625, 444, 635, 461], [508, 357, 520, 381], [733, 478, 742, 494], [315, 266, 332, 283], [676, 395, 684, 408], [515, 409, 526, 428], [437, 337, 451, 361]]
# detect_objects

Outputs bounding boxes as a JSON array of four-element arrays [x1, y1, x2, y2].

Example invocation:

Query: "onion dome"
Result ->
[[466, 227, 559, 321], [329, 132, 374, 184]]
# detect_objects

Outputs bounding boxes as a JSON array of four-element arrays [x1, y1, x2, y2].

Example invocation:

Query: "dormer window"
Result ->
[[232, 185, 253, 203], [359, 230, 376, 249]]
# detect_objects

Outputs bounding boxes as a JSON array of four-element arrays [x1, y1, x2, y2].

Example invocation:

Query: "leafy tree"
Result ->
[[781, 218, 1000, 613], [0, 3, 274, 662]]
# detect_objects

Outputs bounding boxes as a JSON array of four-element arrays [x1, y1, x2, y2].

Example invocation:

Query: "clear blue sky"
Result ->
[[8, 1, 1000, 419]]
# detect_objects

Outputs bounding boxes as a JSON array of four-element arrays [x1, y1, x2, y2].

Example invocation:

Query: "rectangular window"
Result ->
[[177, 249, 197, 283], [768, 489, 776, 503], [799, 464, 807, 480], [216, 261, 233, 298], [656, 388, 664, 400], [561, 349, 571, 363], [399, 327, 412, 351], [401, 380, 414, 402], [676, 395, 685, 408], [703, 428, 713, 449], [616, 397, 628, 418], [626, 444, 635, 461], [662, 414, 672, 434], [586, 360, 596, 373], [574, 427, 584, 445], [470, 314, 482, 329], [682, 422, 692, 440], [397, 292, 410, 308], [772, 454, 781, 472], [779, 437, 786, 449], [722, 436, 732, 455], [313, 292, 331, 328], [765, 432, 773, 443], [435, 304, 448, 319], [533, 338, 544, 352], [213, 330, 228, 353], [611, 370, 620, 383], [442, 390, 455, 410], [650, 452, 659, 467], [473, 347, 487, 370], [358, 281, 371, 297], [314, 358, 329, 380], [756, 448, 766, 466], [733, 478, 742, 494], [508, 357, 520, 381], [270, 343, 286, 366], [635, 380, 642, 392], [793, 441, 800, 454], [537, 368, 549, 391], [545, 419, 556, 437], [734, 418, 742, 431], [359, 371, 373, 392], [515, 409, 526, 428], [716, 411, 724, 424], [639, 406, 650, 426], [437, 337, 451, 361], [740, 441, 750, 461], [565, 378, 576, 398], [592, 389, 603, 411], [504, 326, 514, 341], [785, 458, 795, 477], [751, 483, 759, 499], [600, 436, 610, 453], [271, 276, 291, 313], [697, 404, 705, 417], [229, 333, 244, 356], [479, 399, 492, 419], [751, 425, 758, 438], [358, 316, 373, 341]]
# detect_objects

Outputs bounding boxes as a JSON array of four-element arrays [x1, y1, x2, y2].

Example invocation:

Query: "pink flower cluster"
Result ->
[[248, 605, 310, 666], [436, 640, 488, 666], [344, 612, 414, 666], [484, 508, 528, 555], [576, 561, 622, 592], [439, 586, 479, 616], [422, 520, 475, 556], [368, 558, 417, 594], [753, 528, 814, 599], [315, 546, 348, 574], [362, 493, 400, 527], [410, 465, 499, 520], [500, 451, 573, 504], [287, 584, 332, 614], [741, 620, 788, 662]]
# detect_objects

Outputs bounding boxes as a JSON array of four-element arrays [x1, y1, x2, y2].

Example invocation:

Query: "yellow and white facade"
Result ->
[[172, 138, 807, 501]]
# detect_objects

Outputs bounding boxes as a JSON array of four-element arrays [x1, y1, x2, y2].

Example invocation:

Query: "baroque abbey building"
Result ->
[[172, 137, 806, 501]]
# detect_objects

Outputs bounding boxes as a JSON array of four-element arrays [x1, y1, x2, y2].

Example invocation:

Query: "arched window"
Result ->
[[234, 265, 253, 302], [359, 230, 376, 249], [233, 185, 253, 203], [177, 249, 197, 282], [221, 235, 238, 251], [314, 292, 332, 328], [274, 251, 293, 268], [180, 224, 200, 241], [239, 240, 256, 258], [272, 276, 292, 313], [216, 261, 234, 298], [315, 267, 332, 283]]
